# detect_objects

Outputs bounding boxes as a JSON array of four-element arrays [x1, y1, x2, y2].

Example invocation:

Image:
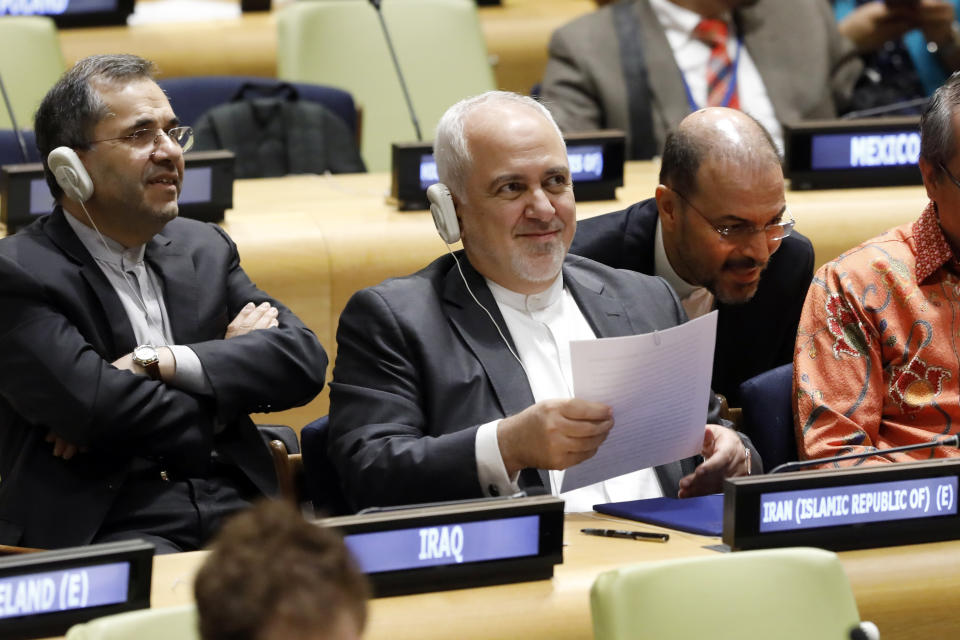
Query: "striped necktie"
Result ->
[[693, 18, 740, 109]]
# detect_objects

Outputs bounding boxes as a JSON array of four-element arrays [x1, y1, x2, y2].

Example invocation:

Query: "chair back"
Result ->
[[301, 416, 351, 516], [0, 129, 39, 165], [737, 363, 797, 470], [158, 76, 360, 135], [277, 0, 495, 171], [590, 547, 863, 640], [0, 17, 66, 130], [65, 604, 198, 640]]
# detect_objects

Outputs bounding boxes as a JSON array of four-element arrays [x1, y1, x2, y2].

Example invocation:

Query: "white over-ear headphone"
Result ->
[[48, 146, 94, 203], [427, 182, 460, 244]]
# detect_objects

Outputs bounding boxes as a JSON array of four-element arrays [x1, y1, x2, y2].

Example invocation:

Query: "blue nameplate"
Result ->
[[319, 495, 564, 597], [0, 539, 153, 639], [724, 459, 960, 551]]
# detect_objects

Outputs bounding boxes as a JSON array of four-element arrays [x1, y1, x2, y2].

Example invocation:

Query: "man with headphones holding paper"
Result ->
[[0, 55, 326, 551], [329, 91, 756, 512]]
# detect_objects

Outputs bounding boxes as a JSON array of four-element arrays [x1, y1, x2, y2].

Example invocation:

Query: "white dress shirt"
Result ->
[[65, 212, 211, 394], [648, 0, 783, 152], [474, 273, 663, 513]]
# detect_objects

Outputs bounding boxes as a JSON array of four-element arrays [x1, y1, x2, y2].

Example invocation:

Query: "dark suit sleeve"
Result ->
[[777, 237, 815, 368], [329, 287, 484, 511], [540, 20, 607, 132], [0, 253, 215, 467], [570, 211, 631, 268], [187, 224, 327, 420]]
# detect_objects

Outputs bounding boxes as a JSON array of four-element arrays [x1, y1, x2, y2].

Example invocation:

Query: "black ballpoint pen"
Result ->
[[581, 527, 669, 543]]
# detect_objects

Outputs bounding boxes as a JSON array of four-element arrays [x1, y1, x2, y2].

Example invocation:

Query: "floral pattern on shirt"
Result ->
[[794, 202, 960, 465]]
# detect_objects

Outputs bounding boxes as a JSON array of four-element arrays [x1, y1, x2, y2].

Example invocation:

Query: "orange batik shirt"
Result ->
[[794, 202, 960, 465]]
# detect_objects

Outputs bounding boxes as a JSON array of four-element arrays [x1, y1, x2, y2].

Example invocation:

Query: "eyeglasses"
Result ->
[[939, 162, 960, 191], [86, 126, 194, 153], [670, 188, 794, 243]]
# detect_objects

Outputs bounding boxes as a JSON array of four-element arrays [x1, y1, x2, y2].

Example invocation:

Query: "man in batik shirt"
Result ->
[[794, 72, 960, 465]]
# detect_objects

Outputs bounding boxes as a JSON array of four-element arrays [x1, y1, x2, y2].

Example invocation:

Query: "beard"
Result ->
[[510, 219, 567, 284], [706, 255, 768, 305], [511, 236, 566, 284]]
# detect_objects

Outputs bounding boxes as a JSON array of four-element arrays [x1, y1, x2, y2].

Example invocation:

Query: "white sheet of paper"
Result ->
[[560, 310, 718, 493]]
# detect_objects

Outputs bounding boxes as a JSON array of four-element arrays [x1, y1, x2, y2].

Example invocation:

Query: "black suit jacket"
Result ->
[[0, 209, 327, 547], [329, 252, 749, 511], [570, 198, 814, 404]]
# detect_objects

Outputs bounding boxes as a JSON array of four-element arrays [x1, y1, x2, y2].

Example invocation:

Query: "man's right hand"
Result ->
[[497, 398, 614, 476], [225, 301, 279, 339]]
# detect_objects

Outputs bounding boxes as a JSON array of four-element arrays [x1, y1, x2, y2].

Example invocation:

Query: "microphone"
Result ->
[[367, 0, 423, 141], [770, 435, 960, 474], [841, 96, 929, 120], [0, 72, 30, 163], [849, 621, 880, 640]]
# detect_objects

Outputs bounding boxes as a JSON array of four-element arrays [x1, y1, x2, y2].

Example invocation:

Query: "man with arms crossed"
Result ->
[[0, 55, 327, 551], [329, 91, 756, 512]]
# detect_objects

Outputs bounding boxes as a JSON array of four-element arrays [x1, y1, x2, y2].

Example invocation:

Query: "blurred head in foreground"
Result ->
[[194, 500, 368, 640]]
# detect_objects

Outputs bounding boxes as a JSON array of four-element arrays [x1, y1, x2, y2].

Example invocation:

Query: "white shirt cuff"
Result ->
[[165, 345, 212, 394], [476, 420, 521, 497]]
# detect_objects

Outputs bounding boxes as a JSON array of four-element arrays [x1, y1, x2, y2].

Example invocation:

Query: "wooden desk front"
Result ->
[[46, 513, 960, 639]]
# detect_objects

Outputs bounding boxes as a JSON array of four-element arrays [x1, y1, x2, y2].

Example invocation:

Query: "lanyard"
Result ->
[[681, 32, 743, 112]]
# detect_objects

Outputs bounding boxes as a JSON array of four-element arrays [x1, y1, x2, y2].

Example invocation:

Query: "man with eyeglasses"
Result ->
[[794, 73, 960, 466], [571, 107, 815, 404], [0, 54, 327, 551]]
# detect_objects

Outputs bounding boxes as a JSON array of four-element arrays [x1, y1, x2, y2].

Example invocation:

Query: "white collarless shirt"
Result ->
[[474, 274, 663, 513], [648, 0, 783, 152]]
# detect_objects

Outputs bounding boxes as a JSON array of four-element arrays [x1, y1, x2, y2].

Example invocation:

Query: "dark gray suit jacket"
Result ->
[[0, 208, 327, 547], [570, 198, 815, 404], [329, 252, 750, 511], [540, 0, 861, 157]]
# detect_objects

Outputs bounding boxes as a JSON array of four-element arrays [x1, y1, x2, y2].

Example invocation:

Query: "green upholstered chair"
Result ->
[[0, 16, 66, 130], [590, 547, 874, 640], [277, 0, 495, 171], [65, 604, 198, 640]]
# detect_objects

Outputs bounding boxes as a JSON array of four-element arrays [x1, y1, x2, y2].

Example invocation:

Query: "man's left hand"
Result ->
[[677, 424, 750, 498]]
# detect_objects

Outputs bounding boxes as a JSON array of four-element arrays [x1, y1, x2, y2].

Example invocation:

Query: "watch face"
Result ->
[[134, 345, 157, 363]]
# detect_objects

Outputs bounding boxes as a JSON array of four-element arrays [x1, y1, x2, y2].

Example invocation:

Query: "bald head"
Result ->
[[659, 107, 781, 197]]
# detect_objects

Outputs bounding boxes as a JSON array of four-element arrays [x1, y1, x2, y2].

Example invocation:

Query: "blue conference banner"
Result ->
[[345, 515, 541, 574], [759, 476, 957, 533], [0, 562, 130, 619]]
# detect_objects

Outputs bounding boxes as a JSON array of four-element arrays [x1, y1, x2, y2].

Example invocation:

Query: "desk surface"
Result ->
[[43, 512, 960, 640]]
